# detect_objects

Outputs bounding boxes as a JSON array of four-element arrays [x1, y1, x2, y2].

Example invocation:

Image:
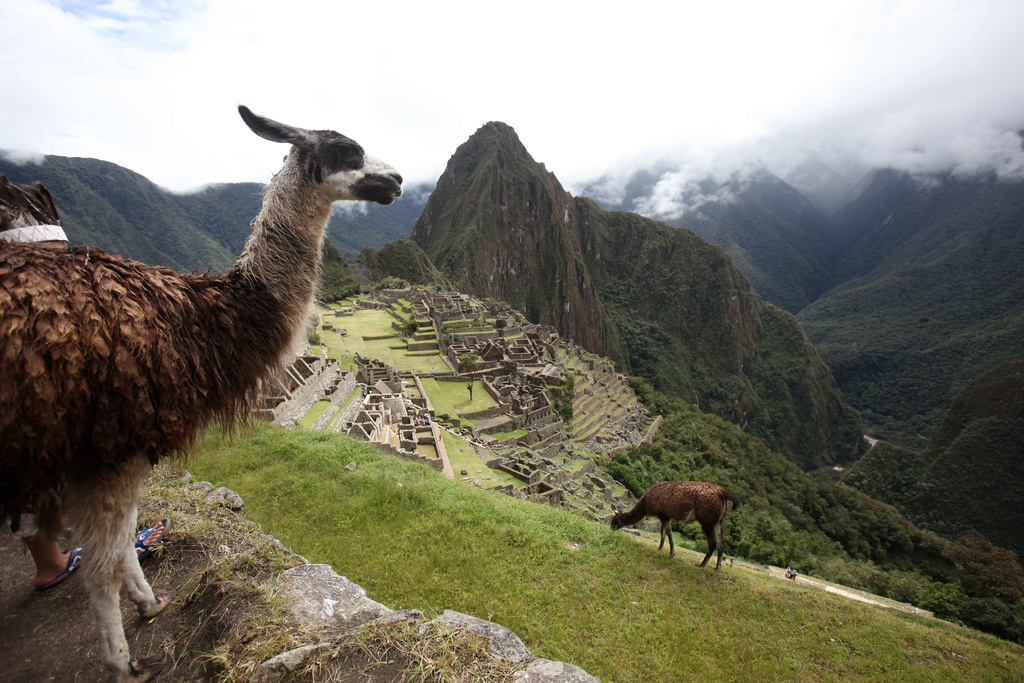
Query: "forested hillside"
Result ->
[[582, 158, 1024, 448], [0, 154, 244, 271], [0, 153, 426, 271], [844, 361, 1024, 557], [799, 171, 1024, 445]]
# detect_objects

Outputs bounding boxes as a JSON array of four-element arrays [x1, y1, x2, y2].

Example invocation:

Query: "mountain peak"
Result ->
[[412, 125, 863, 467]]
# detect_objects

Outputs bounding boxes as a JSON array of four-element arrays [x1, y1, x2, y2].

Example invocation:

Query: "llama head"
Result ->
[[610, 508, 625, 530], [238, 105, 403, 205]]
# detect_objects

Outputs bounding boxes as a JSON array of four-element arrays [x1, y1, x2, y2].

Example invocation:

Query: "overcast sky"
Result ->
[[2, 0, 1024, 197]]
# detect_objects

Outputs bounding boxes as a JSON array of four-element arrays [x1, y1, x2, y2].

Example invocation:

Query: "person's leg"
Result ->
[[26, 533, 73, 588]]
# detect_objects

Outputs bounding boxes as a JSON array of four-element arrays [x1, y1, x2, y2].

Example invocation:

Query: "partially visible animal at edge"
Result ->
[[611, 481, 741, 570], [0, 106, 403, 682], [0, 176, 62, 231]]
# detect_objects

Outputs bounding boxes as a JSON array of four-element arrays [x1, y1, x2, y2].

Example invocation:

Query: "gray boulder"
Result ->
[[254, 643, 332, 683], [419, 610, 534, 664], [278, 563, 390, 628], [205, 486, 245, 512], [513, 658, 601, 682]]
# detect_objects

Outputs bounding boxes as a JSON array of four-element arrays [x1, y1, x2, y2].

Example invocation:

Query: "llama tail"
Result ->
[[720, 489, 741, 511]]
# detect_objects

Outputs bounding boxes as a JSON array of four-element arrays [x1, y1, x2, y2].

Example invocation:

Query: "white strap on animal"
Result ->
[[0, 224, 68, 243]]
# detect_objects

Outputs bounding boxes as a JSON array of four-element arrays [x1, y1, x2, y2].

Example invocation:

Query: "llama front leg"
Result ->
[[83, 549, 161, 681], [664, 520, 676, 558], [84, 568, 134, 681]]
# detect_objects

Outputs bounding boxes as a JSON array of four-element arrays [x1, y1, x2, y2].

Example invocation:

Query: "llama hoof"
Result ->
[[127, 654, 164, 681], [138, 592, 175, 620]]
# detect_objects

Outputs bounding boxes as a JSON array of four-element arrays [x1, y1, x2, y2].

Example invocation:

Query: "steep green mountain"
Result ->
[[844, 361, 1024, 557], [0, 153, 425, 271], [581, 169, 836, 313], [412, 122, 862, 468], [799, 170, 1024, 445]]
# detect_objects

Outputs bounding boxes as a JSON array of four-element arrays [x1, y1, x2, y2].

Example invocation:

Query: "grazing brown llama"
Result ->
[[0, 106, 402, 682], [611, 481, 741, 570]]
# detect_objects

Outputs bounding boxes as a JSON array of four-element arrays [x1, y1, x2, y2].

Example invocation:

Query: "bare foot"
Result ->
[[136, 519, 169, 561], [138, 520, 165, 548]]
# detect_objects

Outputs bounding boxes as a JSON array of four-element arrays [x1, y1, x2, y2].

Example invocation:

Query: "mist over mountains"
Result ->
[[575, 141, 1024, 447]]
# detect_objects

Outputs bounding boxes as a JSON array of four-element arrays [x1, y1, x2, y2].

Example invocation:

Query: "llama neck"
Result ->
[[234, 166, 330, 353], [618, 497, 648, 526]]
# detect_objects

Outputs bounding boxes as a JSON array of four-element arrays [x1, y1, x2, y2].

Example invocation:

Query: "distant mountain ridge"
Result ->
[[0, 153, 427, 270], [412, 122, 862, 468], [580, 155, 1024, 447], [581, 168, 838, 314]]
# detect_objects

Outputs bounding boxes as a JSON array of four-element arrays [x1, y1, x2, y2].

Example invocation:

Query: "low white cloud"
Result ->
[[2, 0, 1023, 195], [634, 169, 742, 220], [0, 150, 47, 166]]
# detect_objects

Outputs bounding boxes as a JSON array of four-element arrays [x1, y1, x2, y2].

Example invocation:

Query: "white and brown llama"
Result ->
[[611, 480, 741, 570], [0, 106, 402, 681]]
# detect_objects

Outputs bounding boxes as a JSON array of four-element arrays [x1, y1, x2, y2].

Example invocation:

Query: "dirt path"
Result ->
[[1, 532, 124, 681]]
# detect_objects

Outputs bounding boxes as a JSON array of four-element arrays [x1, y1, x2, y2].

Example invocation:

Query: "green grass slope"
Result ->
[[189, 425, 1024, 682]]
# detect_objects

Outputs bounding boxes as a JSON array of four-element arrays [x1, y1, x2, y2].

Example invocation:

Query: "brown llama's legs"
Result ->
[[657, 518, 675, 557], [698, 522, 717, 567], [68, 458, 164, 682], [713, 521, 725, 570]]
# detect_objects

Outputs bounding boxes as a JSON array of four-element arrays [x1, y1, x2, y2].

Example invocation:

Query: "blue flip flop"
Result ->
[[136, 518, 170, 562], [36, 546, 82, 591]]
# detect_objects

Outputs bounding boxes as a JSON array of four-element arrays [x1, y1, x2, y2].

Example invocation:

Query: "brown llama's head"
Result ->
[[238, 105, 403, 205], [610, 507, 626, 530]]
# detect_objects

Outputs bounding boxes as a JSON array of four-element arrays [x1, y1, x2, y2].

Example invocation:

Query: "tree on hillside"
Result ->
[[943, 535, 1024, 601], [459, 354, 479, 374], [403, 320, 419, 338]]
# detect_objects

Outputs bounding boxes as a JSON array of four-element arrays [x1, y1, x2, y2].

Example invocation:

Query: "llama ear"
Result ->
[[238, 105, 309, 145]]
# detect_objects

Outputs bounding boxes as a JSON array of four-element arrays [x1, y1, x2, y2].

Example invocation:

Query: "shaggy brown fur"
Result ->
[[0, 106, 401, 681], [611, 481, 741, 570], [0, 246, 289, 537]]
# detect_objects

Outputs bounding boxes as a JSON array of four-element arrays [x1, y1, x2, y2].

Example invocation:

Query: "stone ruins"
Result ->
[[258, 287, 663, 522]]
